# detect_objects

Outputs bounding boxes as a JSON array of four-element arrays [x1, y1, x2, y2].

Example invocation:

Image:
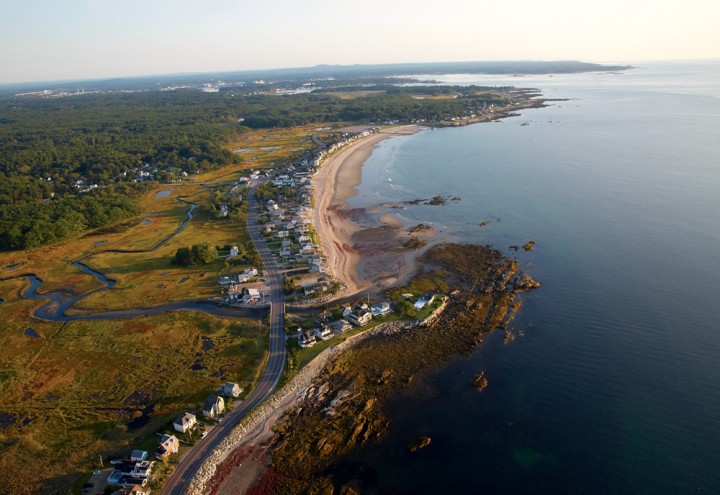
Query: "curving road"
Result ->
[[161, 188, 286, 495]]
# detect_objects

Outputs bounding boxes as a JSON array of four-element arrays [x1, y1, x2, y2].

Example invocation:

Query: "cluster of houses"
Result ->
[[214, 129, 384, 304], [258, 129, 381, 275], [219, 267, 263, 303], [107, 383, 242, 493], [296, 300, 392, 348], [262, 194, 326, 272], [106, 450, 156, 494]]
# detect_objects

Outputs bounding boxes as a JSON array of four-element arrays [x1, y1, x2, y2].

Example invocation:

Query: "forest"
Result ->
[[0, 86, 513, 250]]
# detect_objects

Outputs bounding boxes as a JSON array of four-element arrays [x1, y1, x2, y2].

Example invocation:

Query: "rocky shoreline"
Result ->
[[228, 243, 535, 494], [187, 320, 413, 495]]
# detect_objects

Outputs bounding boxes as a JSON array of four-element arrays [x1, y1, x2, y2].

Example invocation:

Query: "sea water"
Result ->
[[345, 60, 720, 494]]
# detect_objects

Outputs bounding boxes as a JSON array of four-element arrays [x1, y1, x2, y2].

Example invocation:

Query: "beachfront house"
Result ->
[[348, 309, 373, 327], [371, 301, 392, 317], [313, 325, 332, 340], [220, 382, 243, 398], [172, 412, 197, 434], [414, 292, 436, 311], [298, 329, 316, 348], [130, 460, 154, 478], [107, 461, 148, 487], [202, 394, 225, 419], [130, 450, 148, 462], [332, 319, 353, 334], [155, 434, 179, 460], [300, 245, 315, 257]]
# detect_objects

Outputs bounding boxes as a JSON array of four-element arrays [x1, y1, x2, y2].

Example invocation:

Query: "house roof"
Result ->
[[174, 412, 195, 425], [203, 394, 221, 411], [130, 450, 147, 460]]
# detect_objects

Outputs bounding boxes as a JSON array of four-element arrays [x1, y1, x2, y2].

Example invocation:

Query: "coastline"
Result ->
[[310, 125, 424, 296], [204, 112, 537, 494], [194, 321, 412, 495]]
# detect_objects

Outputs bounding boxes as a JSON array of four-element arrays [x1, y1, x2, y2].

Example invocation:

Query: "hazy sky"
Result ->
[[1, 0, 718, 84]]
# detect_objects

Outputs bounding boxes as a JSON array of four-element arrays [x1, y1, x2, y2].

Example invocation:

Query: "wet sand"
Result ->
[[311, 125, 424, 295]]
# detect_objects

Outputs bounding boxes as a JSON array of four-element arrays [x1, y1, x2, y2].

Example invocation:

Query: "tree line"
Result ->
[[0, 86, 517, 250]]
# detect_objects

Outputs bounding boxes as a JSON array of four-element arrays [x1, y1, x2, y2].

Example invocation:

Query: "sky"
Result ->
[[1, 0, 718, 84]]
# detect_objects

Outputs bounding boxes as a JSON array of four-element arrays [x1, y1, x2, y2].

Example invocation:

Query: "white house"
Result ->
[[220, 382, 242, 398], [313, 326, 332, 340], [348, 309, 373, 327], [202, 394, 225, 419], [414, 292, 436, 311], [229, 246, 239, 258], [130, 450, 148, 462], [173, 412, 197, 433], [155, 434, 179, 460], [331, 319, 352, 333], [371, 301, 392, 317], [297, 330, 316, 348], [131, 460, 154, 478], [241, 288, 261, 304]]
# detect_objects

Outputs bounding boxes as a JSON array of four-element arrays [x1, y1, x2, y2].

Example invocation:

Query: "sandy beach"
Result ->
[[204, 127, 429, 495], [311, 125, 423, 295]]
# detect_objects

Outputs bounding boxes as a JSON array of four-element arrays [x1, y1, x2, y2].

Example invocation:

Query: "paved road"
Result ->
[[162, 189, 286, 495]]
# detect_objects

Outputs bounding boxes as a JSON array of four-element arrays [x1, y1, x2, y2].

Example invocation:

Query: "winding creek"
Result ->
[[1, 196, 259, 323]]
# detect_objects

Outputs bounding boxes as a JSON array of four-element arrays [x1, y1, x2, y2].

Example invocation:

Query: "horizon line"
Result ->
[[4, 58, 718, 88]]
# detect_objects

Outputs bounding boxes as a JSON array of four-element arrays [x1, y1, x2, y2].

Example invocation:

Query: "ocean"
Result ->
[[344, 60, 720, 494]]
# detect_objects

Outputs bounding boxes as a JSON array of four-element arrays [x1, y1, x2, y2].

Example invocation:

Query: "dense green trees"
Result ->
[[0, 189, 141, 250], [0, 85, 513, 251], [174, 243, 218, 266]]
